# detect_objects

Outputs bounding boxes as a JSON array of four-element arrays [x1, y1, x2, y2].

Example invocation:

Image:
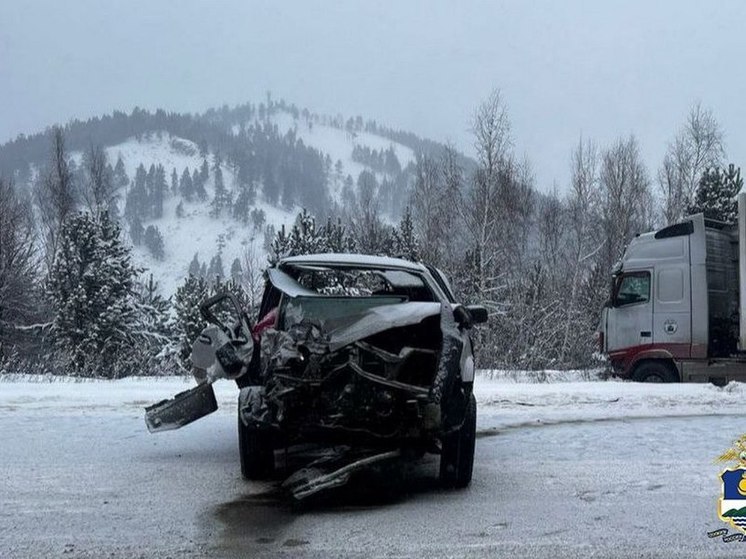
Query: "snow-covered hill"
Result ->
[[78, 110, 419, 297]]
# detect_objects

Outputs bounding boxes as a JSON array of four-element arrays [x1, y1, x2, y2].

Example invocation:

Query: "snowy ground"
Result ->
[[2, 370, 745, 429], [2, 372, 745, 558]]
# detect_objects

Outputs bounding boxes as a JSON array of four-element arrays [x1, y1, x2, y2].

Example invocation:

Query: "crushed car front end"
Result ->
[[145, 254, 484, 499]]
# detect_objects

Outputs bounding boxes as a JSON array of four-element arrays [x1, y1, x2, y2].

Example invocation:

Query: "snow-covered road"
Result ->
[[1, 374, 745, 558]]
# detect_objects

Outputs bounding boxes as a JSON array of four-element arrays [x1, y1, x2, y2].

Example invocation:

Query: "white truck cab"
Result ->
[[600, 207, 746, 384]]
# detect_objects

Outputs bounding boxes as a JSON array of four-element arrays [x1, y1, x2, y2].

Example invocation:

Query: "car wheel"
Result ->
[[439, 393, 477, 488], [632, 361, 678, 383], [238, 412, 275, 480]]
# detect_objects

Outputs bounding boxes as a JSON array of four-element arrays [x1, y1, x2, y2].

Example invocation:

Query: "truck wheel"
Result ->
[[439, 393, 477, 489], [632, 361, 678, 383], [238, 414, 275, 480]]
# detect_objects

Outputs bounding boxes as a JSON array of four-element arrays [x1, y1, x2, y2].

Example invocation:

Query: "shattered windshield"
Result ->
[[280, 265, 435, 301], [272, 265, 437, 330]]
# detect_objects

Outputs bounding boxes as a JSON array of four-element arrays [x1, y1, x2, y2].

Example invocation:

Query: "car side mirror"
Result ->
[[453, 305, 473, 328], [465, 305, 488, 325]]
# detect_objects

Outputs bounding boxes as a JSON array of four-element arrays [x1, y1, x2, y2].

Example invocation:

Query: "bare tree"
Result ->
[[0, 178, 39, 357], [347, 171, 390, 254], [81, 144, 117, 215], [411, 154, 443, 264], [600, 135, 652, 270], [439, 144, 465, 268], [241, 243, 265, 320], [658, 102, 725, 223], [559, 137, 602, 363], [465, 90, 513, 313], [36, 127, 75, 270]]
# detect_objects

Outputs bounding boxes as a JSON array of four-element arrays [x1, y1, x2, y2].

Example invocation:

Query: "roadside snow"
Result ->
[[2, 372, 744, 433]]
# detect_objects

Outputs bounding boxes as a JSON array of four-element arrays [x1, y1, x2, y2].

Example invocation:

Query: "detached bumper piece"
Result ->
[[282, 448, 402, 501], [144, 382, 218, 433]]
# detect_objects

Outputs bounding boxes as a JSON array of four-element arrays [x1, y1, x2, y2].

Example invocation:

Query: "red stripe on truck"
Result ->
[[607, 342, 691, 378]]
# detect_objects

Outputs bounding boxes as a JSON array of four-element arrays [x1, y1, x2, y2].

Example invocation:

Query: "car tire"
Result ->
[[439, 392, 477, 489], [632, 361, 678, 383], [238, 413, 275, 480]]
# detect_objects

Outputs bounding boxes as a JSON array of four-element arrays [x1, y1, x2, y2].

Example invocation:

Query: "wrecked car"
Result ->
[[145, 253, 488, 499]]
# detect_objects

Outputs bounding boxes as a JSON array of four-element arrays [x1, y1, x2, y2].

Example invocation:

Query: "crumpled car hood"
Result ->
[[327, 301, 442, 351]]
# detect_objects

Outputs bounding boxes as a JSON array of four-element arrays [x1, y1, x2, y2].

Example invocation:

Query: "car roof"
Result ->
[[277, 253, 428, 273]]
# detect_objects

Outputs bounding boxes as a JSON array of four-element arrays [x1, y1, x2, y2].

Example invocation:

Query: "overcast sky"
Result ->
[[1, 0, 743, 191]]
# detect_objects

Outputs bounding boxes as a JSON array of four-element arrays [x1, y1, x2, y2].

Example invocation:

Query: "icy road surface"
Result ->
[[2, 374, 746, 558]]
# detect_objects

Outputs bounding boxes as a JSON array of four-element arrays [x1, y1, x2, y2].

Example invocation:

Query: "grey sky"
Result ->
[[1, 0, 743, 191]]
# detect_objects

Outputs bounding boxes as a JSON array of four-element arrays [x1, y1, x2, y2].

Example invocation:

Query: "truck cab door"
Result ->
[[606, 270, 653, 352]]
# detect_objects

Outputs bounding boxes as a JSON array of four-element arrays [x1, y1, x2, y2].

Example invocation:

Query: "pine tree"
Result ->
[[170, 168, 179, 195], [188, 253, 201, 277], [133, 273, 172, 351], [129, 215, 144, 246], [173, 274, 210, 365], [321, 217, 355, 253], [391, 206, 420, 261], [210, 166, 230, 217], [233, 189, 251, 223], [113, 156, 129, 192], [250, 208, 266, 231], [146, 164, 156, 212], [151, 164, 167, 218], [180, 167, 194, 201], [125, 163, 149, 218], [230, 258, 243, 283], [143, 225, 165, 260], [688, 164, 743, 223], [200, 158, 209, 184], [193, 168, 207, 201], [207, 253, 225, 284], [268, 209, 355, 264], [47, 211, 140, 375]]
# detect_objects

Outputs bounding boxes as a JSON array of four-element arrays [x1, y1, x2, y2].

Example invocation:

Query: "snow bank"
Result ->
[[475, 372, 746, 431], [2, 373, 745, 433], [479, 368, 607, 383]]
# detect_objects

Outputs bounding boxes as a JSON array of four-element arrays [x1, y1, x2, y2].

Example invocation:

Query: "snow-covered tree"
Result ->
[[133, 273, 172, 358], [207, 253, 225, 284], [47, 211, 140, 375], [173, 274, 210, 365], [391, 206, 420, 261], [188, 253, 202, 277], [172, 274, 250, 367]]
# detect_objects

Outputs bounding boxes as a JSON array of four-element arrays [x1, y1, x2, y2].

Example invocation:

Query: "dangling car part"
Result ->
[[145, 254, 487, 500]]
